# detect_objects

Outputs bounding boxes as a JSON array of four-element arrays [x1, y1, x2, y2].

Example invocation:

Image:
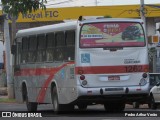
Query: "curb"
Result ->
[[0, 87, 8, 95]]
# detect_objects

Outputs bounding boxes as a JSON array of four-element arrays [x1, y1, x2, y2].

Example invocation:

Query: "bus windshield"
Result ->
[[80, 22, 145, 48]]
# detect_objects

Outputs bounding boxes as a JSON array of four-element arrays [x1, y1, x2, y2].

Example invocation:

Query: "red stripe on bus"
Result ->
[[15, 62, 74, 103], [75, 65, 149, 74], [36, 62, 74, 103], [14, 62, 75, 76]]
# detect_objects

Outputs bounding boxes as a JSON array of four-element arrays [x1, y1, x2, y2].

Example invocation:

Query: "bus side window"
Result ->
[[37, 34, 46, 62], [66, 30, 75, 61], [46, 33, 55, 61], [28, 35, 37, 63], [55, 32, 65, 61], [16, 38, 22, 65], [21, 37, 29, 63]]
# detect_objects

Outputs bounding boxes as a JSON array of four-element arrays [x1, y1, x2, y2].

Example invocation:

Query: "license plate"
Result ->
[[108, 76, 120, 80]]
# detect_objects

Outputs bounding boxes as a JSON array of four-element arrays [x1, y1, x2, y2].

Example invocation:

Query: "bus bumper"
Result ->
[[76, 84, 149, 103]]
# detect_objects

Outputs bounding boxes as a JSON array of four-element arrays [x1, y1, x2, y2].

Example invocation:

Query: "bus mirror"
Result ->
[[11, 45, 16, 54]]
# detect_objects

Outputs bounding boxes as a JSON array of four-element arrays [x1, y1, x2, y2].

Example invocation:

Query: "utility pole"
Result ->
[[95, 0, 98, 6], [4, 15, 14, 98], [140, 0, 147, 32], [2, 5, 14, 98]]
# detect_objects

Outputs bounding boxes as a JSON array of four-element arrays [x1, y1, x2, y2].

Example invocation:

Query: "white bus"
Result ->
[[12, 18, 149, 113]]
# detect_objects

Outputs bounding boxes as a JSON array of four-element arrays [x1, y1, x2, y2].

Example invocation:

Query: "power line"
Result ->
[[45, 0, 74, 6], [45, 0, 96, 7]]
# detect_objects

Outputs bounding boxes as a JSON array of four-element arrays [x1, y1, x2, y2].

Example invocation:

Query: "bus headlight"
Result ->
[[139, 78, 147, 86]]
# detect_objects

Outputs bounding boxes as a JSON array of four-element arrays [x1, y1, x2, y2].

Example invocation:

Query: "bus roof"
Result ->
[[80, 18, 143, 24], [16, 18, 143, 38], [16, 20, 78, 37]]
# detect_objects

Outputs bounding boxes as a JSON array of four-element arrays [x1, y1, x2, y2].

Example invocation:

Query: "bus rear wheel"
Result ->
[[51, 86, 74, 113], [77, 104, 87, 110], [52, 86, 63, 113]]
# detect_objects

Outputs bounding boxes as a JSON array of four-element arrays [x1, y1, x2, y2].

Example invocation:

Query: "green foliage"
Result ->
[[1, 0, 47, 17], [0, 98, 16, 103]]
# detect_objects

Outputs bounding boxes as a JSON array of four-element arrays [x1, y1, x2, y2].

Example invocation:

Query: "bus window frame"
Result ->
[[45, 32, 55, 62], [55, 31, 66, 61], [65, 30, 75, 61], [28, 35, 37, 63], [37, 34, 46, 62]]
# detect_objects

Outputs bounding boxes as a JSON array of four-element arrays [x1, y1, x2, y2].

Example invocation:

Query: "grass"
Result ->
[[0, 98, 16, 103]]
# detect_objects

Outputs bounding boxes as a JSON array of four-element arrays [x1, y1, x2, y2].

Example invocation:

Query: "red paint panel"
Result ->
[[75, 65, 149, 74]]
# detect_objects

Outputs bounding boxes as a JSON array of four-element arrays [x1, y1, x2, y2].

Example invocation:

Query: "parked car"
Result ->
[[149, 73, 160, 109], [133, 73, 160, 109], [122, 26, 141, 40]]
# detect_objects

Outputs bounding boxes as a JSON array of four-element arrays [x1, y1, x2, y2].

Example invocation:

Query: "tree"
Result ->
[[2, 0, 47, 17], [1, 0, 47, 99]]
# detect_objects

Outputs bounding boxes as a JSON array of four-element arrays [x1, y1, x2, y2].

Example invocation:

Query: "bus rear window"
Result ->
[[80, 22, 145, 48]]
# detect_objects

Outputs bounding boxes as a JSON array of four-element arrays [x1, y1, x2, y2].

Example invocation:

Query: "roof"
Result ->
[[16, 21, 77, 37], [1, 4, 160, 23]]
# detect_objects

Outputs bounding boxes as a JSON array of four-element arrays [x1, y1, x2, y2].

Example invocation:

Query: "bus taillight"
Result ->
[[80, 75, 85, 80], [142, 73, 147, 78]]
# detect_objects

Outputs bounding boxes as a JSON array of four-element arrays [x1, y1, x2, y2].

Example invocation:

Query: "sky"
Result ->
[[44, 0, 160, 8], [0, 0, 160, 8]]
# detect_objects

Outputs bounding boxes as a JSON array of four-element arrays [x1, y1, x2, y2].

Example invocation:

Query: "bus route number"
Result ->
[[125, 66, 142, 72]]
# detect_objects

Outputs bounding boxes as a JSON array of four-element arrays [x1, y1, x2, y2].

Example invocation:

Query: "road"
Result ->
[[0, 103, 160, 119]]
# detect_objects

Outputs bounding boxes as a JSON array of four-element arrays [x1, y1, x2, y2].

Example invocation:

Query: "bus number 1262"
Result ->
[[125, 66, 143, 72]]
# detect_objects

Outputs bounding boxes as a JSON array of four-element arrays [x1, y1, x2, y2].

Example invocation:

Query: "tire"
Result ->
[[77, 104, 87, 111], [150, 95, 157, 110], [104, 101, 125, 112], [52, 87, 63, 113], [25, 91, 38, 112], [51, 86, 74, 113], [133, 102, 140, 109]]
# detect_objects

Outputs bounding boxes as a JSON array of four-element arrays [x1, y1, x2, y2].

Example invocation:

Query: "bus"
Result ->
[[12, 17, 149, 113]]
